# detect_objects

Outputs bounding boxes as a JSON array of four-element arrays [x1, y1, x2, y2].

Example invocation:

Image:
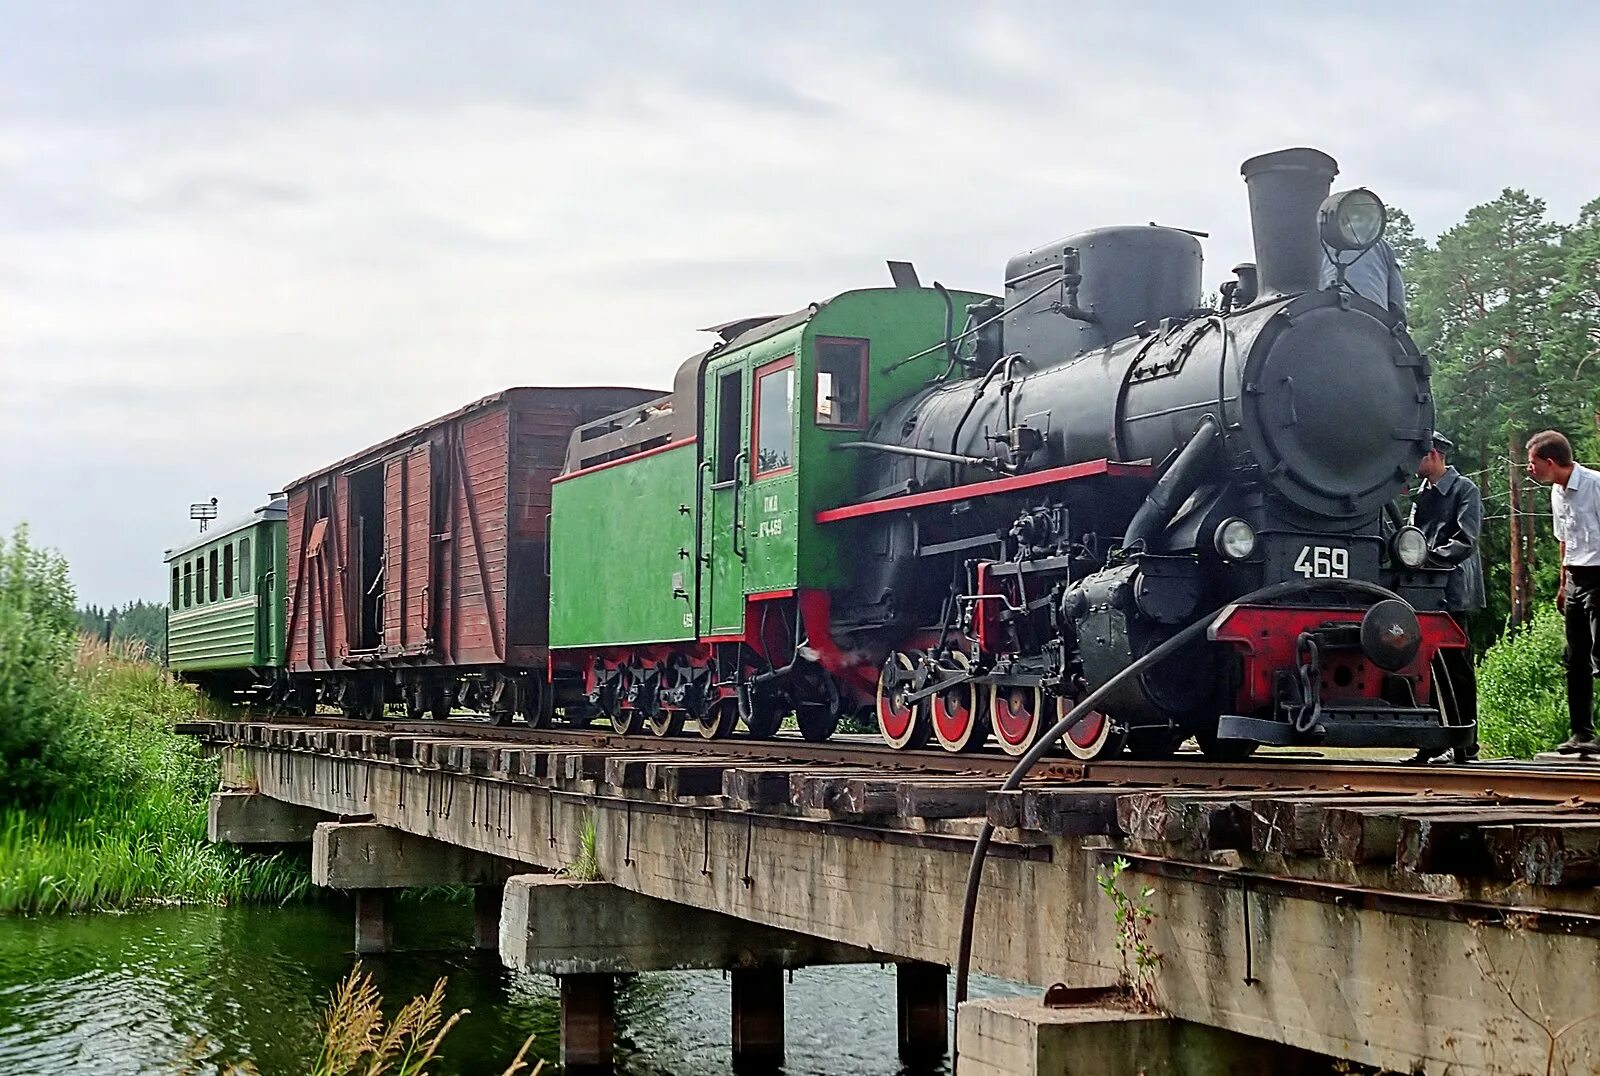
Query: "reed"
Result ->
[[312, 964, 540, 1076], [0, 636, 309, 914]]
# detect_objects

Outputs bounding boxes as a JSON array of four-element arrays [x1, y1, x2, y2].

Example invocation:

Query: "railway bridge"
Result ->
[[186, 718, 1600, 1075]]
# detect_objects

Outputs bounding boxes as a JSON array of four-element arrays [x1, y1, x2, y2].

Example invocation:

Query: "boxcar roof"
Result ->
[[164, 497, 287, 560], [282, 384, 660, 491]]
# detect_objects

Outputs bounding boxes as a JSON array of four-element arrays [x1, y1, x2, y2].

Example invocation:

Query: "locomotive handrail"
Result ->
[[731, 451, 748, 561]]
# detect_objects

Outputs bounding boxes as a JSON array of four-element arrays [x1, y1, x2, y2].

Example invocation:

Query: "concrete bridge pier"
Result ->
[[730, 967, 783, 1071], [309, 821, 525, 954], [558, 973, 617, 1075], [501, 875, 893, 1072], [896, 961, 949, 1065]]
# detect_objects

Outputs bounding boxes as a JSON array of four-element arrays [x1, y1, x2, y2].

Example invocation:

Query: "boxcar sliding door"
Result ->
[[381, 445, 433, 653]]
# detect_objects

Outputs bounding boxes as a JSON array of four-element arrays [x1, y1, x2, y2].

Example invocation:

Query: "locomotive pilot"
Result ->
[[1526, 429, 1600, 754], [1410, 433, 1484, 763]]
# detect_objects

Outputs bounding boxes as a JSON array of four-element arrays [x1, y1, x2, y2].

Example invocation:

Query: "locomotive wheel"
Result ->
[[877, 653, 931, 750], [1195, 727, 1258, 761], [931, 654, 986, 753], [989, 684, 1045, 757], [607, 669, 641, 735], [796, 703, 839, 742], [699, 697, 739, 740], [743, 699, 784, 740], [1055, 695, 1128, 762], [646, 705, 685, 738]]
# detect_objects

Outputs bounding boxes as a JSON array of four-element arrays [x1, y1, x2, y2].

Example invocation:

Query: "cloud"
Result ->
[[3, 1, 1598, 603]]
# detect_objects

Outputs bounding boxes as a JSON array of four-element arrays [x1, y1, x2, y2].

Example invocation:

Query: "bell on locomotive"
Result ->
[[849, 146, 1470, 763]]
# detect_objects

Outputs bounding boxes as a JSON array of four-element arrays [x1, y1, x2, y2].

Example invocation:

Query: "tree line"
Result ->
[[1391, 189, 1600, 647], [74, 600, 167, 657]]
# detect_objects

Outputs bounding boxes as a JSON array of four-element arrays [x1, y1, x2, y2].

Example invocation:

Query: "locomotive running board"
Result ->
[[1217, 714, 1476, 750]]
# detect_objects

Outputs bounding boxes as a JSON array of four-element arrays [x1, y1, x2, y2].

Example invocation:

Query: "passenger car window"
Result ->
[[209, 549, 219, 602], [239, 537, 252, 594], [171, 567, 180, 610], [184, 562, 193, 608], [223, 543, 234, 599], [753, 358, 794, 477]]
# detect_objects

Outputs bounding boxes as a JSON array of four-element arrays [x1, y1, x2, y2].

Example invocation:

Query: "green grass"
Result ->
[[0, 637, 309, 914]]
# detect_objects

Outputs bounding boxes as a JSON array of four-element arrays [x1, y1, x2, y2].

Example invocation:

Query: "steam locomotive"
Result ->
[[164, 146, 1471, 762]]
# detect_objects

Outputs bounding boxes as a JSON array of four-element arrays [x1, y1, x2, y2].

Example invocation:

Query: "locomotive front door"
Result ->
[[701, 365, 748, 637]]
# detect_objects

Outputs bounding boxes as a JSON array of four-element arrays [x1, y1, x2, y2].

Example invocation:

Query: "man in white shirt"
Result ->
[[1527, 429, 1600, 753]]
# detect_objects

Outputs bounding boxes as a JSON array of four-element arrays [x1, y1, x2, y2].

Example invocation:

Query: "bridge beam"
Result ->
[[207, 790, 328, 844]]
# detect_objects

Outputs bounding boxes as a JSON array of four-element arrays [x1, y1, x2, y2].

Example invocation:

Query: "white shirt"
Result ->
[[1554, 463, 1600, 567]]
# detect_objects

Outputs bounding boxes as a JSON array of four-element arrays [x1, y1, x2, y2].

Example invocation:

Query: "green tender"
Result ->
[[164, 503, 287, 673], [549, 441, 698, 648]]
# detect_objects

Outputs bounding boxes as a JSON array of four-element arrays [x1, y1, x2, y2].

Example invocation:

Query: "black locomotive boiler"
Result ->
[[840, 147, 1468, 760]]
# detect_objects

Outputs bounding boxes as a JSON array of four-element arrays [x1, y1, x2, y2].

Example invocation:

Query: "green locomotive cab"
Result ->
[[549, 283, 992, 738], [164, 497, 296, 707]]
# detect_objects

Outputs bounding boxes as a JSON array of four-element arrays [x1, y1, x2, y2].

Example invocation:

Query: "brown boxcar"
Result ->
[[283, 385, 659, 719]]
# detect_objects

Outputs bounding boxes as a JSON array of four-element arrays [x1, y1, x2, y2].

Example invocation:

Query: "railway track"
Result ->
[[208, 711, 1600, 804]]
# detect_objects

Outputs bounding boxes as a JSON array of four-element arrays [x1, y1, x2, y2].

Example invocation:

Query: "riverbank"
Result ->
[[0, 637, 307, 914]]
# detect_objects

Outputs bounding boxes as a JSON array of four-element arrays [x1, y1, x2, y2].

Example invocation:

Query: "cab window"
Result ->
[[753, 357, 794, 478], [714, 369, 742, 483], [815, 338, 868, 429]]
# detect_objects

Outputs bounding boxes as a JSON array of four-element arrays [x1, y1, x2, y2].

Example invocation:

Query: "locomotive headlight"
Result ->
[[1393, 525, 1429, 569], [1319, 188, 1387, 251], [1214, 518, 1258, 561]]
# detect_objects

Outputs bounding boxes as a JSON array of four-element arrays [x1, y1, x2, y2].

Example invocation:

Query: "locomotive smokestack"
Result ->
[[1240, 148, 1338, 297]]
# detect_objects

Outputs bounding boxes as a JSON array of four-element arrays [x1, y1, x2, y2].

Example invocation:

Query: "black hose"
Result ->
[[951, 576, 1404, 1025]]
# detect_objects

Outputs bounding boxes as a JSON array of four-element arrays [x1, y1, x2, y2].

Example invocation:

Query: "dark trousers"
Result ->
[[1565, 567, 1600, 738], [1435, 613, 1479, 759]]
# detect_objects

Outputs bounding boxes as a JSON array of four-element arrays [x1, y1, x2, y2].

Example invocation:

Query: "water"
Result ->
[[0, 900, 1031, 1074]]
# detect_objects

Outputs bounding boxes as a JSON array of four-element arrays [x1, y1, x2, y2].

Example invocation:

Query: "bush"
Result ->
[[0, 526, 95, 806], [1476, 603, 1571, 758]]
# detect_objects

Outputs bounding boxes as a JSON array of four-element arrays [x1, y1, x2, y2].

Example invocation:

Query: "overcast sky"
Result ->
[[4, 1, 1598, 605]]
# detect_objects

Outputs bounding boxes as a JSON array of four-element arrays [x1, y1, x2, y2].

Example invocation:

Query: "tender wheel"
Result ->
[[610, 705, 642, 736], [699, 696, 739, 740], [877, 653, 931, 750], [1055, 695, 1128, 761], [931, 653, 986, 753], [607, 669, 641, 735], [796, 703, 838, 742], [1195, 727, 1259, 761], [646, 705, 686, 738], [990, 684, 1047, 758]]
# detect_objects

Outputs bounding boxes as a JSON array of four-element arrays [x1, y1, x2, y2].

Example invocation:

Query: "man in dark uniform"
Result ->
[[1410, 433, 1484, 762]]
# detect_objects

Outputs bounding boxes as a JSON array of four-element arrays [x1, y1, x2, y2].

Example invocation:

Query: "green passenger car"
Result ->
[[163, 497, 291, 702]]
